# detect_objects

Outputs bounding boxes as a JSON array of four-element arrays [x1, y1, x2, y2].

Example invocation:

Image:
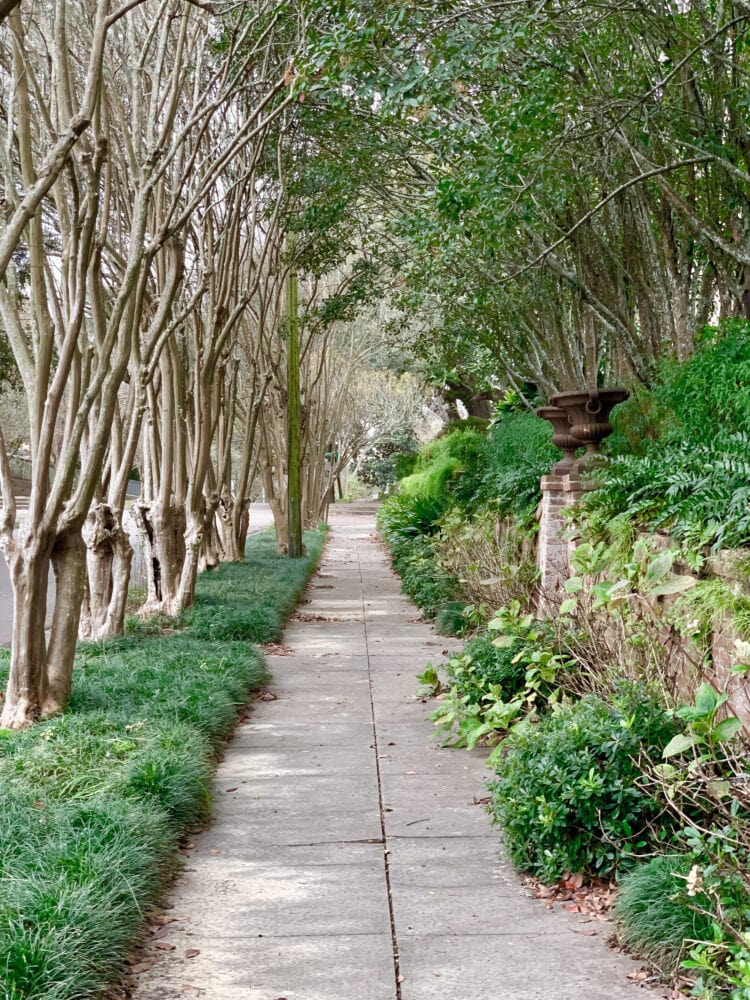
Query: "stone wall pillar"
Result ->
[[537, 474, 587, 609]]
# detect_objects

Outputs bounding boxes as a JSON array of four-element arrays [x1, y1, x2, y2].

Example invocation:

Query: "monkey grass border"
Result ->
[[0, 525, 327, 1000]]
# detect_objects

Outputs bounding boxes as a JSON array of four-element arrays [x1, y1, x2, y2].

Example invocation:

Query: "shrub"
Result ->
[[399, 427, 487, 510], [585, 323, 750, 550], [477, 411, 557, 521], [448, 633, 526, 705], [436, 508, 539, 612], [434, 600, 469, 637], [389, 534, 459, 619], [614, 855, 714, 975], [489, 686, 679, 881], [377, 492, 444, 540]]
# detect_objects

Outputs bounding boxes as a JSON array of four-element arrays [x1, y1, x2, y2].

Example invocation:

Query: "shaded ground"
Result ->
[[130, 502, 655, 1000]]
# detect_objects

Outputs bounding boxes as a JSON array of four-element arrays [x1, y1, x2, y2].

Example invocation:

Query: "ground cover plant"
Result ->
[[0, 527, 325, 1000], [613, 855, 715, 977]]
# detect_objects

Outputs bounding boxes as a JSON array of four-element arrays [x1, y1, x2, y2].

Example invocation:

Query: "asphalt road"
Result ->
[[0, 503, 277, 647]]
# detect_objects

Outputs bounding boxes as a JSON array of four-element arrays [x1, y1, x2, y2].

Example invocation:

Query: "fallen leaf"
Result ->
[[185, 948, 201, 959], [225, 787, 238, 793], [155, 941, 176, 951], [574, 929, 597, 936], [129, 962, 153, 975]]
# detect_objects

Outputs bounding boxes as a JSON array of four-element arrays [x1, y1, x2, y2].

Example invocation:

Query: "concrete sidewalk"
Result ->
[[133, 503, 652, 1000]]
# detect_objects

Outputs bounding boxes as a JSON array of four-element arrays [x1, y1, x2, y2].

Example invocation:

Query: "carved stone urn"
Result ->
[[536, 405, 583, 475], [549, 388, 630, 468]]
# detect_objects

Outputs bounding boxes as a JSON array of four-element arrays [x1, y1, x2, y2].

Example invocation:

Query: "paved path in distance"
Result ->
[[132, 503, 654, 1000]]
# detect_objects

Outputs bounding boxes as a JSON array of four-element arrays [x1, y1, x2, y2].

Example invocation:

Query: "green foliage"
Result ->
[[489, 687, 680, 881], [476, 411, 557, 521], [183, 528, 326, 641], [0, 526, 325, 999], [387, 533, 459, 620], [585, 326, 750, 550], [399, 427, 486, 510], [357, 433, 419, 490], [614, 855, 714, 975], [428, 632, 527, 755], [379, 411, 553, 627], [377, 492, 443, 540], [678, 828, 750, 999], [0, 794, 172, 1000], [434, 600, 469, 637], [455, 632, 527, 702], [487, 603, 575, 712], [429, 604, 575, 755], [662, 683, 743, 761], [400, 453, 461, 503]]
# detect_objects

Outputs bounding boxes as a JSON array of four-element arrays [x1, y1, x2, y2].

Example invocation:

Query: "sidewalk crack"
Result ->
[[356, 537, 402, 1000]]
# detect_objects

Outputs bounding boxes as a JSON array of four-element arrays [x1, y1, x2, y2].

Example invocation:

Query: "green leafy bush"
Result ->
[[614, 855, 714, 975], [477, 411, 557, 521], [388, 533, 459, 620], [434, 600, 470, 637], [489, 687, 679, 881], [377, 492, 444, 540], [399, 428, 486, 509], [585, 324, 750, 549], [448, 633, 526, 704]]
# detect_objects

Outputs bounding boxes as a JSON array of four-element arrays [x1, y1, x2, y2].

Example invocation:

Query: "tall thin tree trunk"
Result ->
[[286, 244, 304, 559], [44, 526, 87, 716], [1, 539, 53, 728]]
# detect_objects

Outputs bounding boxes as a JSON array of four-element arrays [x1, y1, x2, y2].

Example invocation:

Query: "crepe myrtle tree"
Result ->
[[79, 0, 304, 636], [0, 0, 304, 722]]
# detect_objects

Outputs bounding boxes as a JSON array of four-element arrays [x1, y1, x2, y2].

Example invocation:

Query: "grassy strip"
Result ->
[[0, 527, 326, 1000]]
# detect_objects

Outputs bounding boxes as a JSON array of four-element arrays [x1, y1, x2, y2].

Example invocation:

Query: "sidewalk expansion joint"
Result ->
[[357, 537, 402, 1000]]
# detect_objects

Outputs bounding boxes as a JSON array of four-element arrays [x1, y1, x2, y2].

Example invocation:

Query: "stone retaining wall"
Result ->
[[536, 473, 750, 728]]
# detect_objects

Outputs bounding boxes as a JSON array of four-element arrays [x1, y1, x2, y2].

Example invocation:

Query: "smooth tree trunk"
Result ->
[[218, 495, 246, 562], [44, 526, 87, 716], [80, 503, 134, 640], [174, 496, 219, 613], [198, 504, 222, 573], [1, 534, 53, 728]]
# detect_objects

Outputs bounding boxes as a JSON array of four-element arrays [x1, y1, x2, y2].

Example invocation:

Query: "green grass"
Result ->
[[182, 528, 327, 641], [0, 525, 326, 999], [614, 855, 714, 974]]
